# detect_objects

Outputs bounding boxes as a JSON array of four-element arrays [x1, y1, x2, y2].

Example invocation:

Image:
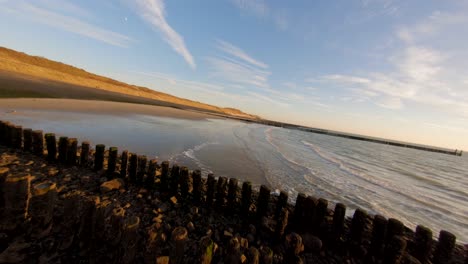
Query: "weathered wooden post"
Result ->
[[137, 155, 147, 185], [386, 218, 404, 245], [241, 181, 253, 217], [32, 130, 44, 156], [433, 230, 456, 264], [107, 147, 118, 178], [199, 236, 215, 264], [275, 208, 289, 240], [80, 141, 90, 167], [370, 215, 387, 257], [383, 236, 406, 264], [58, 136, 68, 164], [192, 170, 202, 204], [170, 164, 180, 195], [23, 128, 33, 152], [120, 150, 129, 178], [12, 125, 23, 149], [94, 144, 105, 171], [227, 178, 238, 212], [128, 153, 138, 183], [303, 196, 317, 233], [146, 159, 157, 189], [29, 181, 57, 237], [180, 166, 190, 199], [257, 185, 271, 220], [160, 161, 169, 191], [206, 174, 216, 206], [171, 227, 188, 264], [413, 225, 432, 263], [284, 233, 304, 264], [276, 190, 289, 219], [332, 203, 346, 243], [0, 121, 6, 145], [0, 173, 31, 232], [121, 216, 140, 263], [293, 193, 306, 232], [4, 122, 14, 147], [45, 133, 57, 162], [67, 138, 78, 166], [350, 208, 367, 244], [215, 176, 227, 209], [314, 198, 328, 234]]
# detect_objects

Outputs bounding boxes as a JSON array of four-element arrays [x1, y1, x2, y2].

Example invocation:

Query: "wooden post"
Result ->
[[199, 236, 215, 264], [170, 164, 180, 195], [350, 208, 367, 244], [215, 176, 227, 209], [171, 227, 188, 264], [241, 181, 252, 217], [80, 141, 90, 167], [332, 203, 346, 242], [58, 136, 68, 164], [4, 122, 13, 147], [192, 170, 202, 204], [67, 138, 78, 166], [370, 214, 387, 257], [383, 236, 406, 264], [275, 208, 289, 240], [30, 181, 57, 236], [146, 159, 157, 190], [314, 198, 328, 234], [12, 125, 23, 149], [386, 218, 404, 245], [206, 174, 216, 206], [45, 133, 57, 162], [107, 147, 118, 177], [276, 190, 288, 219], [128, 153, 138, 183], [0, 173, 31, 232], [137, 155, 147, 185], [413, 225, 432, 264], [160, 161, 169, 191], [227, 178, 238, 212], [433, 230, 456, 264], [180, 167, 190, 199], [23, 128, 33, 152], [94, 144, 105, 171], [303, 196, 317, 233], [257, 185, 270, 220], [120, 150, 129, 178], [121, 216, 140, 264], [32, 130, 44, 156], [293, 193, 306, 232], [0, 121, 6, 145]]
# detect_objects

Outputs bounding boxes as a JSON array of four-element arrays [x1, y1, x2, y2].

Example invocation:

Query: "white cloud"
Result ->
[[1, 1, 132, 47], [131, 0, 196, 69], [375, 97, 403, 109], [229, 0, 289, 31], [230, 0, 268, 17], [216, 40, 268, 69]]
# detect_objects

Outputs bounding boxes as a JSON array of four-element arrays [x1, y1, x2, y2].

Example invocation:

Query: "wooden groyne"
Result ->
[[0, 119, 466, 263]]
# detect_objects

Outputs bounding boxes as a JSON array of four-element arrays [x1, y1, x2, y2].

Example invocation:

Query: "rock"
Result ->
[[100, 178, 124, 193], [170, 196, 178, 204], [187, 222, 195, 232], [224, 230, 233, 238], [302, 233, 322, 253], [156, 256, 170, 264]]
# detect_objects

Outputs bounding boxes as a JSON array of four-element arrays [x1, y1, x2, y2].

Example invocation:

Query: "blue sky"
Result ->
[[1, 0, 468, 150]]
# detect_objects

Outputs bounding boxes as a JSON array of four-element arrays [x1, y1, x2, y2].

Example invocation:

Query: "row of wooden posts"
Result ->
[[0, 120, 461, 263]]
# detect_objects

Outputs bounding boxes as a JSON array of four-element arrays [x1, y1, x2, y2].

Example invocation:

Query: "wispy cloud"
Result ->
[[131, 0, 196, 69], [230, 0, 268, 17], [207, 39, 270, 88], [229, 0, 289, 31], [1, 0, 132, 48]]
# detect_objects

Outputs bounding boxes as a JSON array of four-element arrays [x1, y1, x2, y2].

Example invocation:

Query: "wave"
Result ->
[[170, 141, 219, 176]]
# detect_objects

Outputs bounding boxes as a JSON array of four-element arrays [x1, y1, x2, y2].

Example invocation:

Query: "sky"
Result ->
[[1, 0, 468, 150]]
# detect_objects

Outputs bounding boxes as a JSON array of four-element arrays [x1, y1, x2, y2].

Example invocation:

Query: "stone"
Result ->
[[302, 233, 322, 253], [100, 178, 124, 193], [170, 196, 178, 204], [156, 256, 170, 264]]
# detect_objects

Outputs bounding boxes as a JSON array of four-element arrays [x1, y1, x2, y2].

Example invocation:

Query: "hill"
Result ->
[[0, 47, 258, 119]]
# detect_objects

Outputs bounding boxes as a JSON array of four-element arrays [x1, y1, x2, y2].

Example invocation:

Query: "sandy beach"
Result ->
[[0, 98, 218, 120]]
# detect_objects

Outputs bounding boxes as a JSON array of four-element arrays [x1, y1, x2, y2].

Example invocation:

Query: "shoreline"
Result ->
[[0, 119, 466, 263]]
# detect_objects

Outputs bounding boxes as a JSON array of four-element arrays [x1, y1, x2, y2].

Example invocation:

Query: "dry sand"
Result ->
[[0, 98, 219, 120]]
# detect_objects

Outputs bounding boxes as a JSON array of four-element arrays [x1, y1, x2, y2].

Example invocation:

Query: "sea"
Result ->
[[2, 110, 467, 243]]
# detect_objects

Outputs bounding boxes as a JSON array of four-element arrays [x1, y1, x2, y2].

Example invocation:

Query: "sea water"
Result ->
[[2, 110, 467, 243]]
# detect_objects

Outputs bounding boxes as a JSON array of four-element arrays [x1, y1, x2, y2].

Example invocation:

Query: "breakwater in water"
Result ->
[[0, 119, 466, 264]]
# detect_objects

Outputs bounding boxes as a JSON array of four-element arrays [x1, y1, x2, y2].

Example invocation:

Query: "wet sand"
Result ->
[[0, 98, 219, 120]]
